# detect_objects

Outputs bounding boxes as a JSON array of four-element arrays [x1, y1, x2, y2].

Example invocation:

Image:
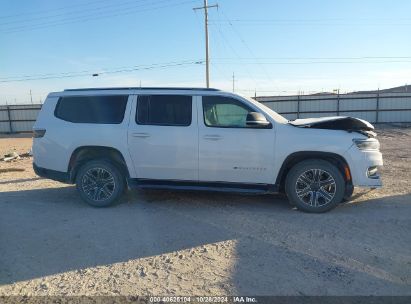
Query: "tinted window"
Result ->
[[203, 96, 253, 128], [136, 95, 192, 126], [55, 95, 128, 124]]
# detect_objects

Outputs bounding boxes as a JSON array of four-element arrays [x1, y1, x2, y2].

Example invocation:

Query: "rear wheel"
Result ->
[[75, 160, 125, 207], [285, 159, 345, 213]]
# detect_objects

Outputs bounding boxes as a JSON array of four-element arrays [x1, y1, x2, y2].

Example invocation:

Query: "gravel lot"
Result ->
[[0, 126, 410, 296]]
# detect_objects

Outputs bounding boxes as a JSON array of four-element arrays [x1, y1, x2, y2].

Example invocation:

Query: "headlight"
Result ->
[[353, 138, 380, 150]]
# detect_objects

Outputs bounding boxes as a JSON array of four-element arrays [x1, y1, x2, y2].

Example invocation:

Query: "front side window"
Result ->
[[203, 96, 253, 128], [55, 95, 128, 124], [136, 95, 192, 126]]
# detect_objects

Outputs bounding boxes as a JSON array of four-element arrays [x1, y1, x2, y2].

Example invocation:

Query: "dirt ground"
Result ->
[[0, 126, 410, 296]]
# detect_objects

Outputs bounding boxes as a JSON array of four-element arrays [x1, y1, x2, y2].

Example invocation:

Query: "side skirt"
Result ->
[[127, 179, 279, 194]]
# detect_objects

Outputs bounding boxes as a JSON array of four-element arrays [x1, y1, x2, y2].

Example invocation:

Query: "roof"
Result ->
[[64, 87, 220, 92]]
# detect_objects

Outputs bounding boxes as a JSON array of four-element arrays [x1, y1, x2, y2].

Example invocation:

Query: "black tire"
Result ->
[[343, 184, 354, 202], [75, 160, 125, 207], [285, 159, 345, 213]]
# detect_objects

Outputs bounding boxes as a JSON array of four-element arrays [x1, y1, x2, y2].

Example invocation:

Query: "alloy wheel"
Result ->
[[81, 167, 116, 202], [295, 168, 336, 207]]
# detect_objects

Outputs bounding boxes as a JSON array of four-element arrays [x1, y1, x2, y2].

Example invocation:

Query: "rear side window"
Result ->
[[55, 95, 128, 124], [136, 95, 192, 126]]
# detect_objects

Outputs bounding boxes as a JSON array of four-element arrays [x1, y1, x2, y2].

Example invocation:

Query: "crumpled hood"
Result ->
[[289, 116, 374, 131]]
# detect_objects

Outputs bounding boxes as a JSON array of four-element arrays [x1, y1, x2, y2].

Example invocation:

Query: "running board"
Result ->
[[127, 179, 279, 194]]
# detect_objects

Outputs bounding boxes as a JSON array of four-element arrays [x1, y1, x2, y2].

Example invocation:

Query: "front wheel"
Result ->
[[285, 159, 345, 213], [75, 160, 125, 207]]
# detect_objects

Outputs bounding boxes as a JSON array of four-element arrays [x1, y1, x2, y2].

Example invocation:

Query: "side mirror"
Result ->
[[246, 112, 271, 128]]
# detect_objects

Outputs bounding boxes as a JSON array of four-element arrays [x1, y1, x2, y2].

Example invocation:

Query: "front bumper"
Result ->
[[344, 146, 383, 188]]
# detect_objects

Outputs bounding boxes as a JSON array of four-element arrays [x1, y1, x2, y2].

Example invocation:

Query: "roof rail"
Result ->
[[64, 87, 221, 92]]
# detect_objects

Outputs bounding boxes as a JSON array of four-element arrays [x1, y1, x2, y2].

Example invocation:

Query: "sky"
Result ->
[[1, 0, 411, 104]]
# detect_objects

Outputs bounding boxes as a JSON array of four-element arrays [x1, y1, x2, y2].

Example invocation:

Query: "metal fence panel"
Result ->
[[281, 113, 298, 121], [0, 104, 41, 133], [339, 99, 377, 111], [299, 99, 337, 112], [257, 93, 411, 123], [11, 121, 36, 133], [379, 97, 411, 110], [379, 110, 411, 123], [257, 95, 297, 102], [264, 101, 298, 113], [0, 110, 9, 121], [2, 94, 411, 133], [9, 108, 40, 121], [339, 111, 377, 122], [299, 112, 338, 119], [0, 122, 10, 133], [343, 93, 377, 99]]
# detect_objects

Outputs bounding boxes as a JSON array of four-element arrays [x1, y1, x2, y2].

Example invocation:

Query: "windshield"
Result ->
[[242, 95, 288, 124]]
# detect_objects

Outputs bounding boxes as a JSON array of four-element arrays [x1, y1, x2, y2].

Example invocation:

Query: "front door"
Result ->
[[128, 94, 198, 181], [198, 95, 275, 184]]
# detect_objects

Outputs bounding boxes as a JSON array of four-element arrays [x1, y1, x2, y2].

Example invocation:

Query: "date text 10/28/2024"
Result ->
[[149, 296, 257, 303]]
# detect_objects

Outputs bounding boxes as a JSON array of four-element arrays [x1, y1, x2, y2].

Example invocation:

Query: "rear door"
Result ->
[[128, 94, 198, 181], [198, 95, 275, 184]]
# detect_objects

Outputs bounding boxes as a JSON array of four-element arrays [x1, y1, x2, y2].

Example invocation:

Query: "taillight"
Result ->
[[33, 129, 46, 138]]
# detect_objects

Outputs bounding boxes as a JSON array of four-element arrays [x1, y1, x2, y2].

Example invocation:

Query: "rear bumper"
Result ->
[[33, 162, 71, 184]]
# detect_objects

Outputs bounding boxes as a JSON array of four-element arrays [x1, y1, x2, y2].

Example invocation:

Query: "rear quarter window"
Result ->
[[55, 95, 128, 124]]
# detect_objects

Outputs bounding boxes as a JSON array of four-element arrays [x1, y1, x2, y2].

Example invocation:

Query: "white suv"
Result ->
[[32, 87, 383, 212]]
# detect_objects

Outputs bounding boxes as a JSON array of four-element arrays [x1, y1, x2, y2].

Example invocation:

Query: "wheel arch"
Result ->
[[275, 151, 352, 192], [68, 146, 130, 183]]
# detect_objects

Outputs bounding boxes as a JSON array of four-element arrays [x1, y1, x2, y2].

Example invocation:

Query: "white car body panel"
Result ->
[[33, 88, 383, 190], [343, 146, 383, 187], [127, 95, 199, 180], [198, 95, 276, 184], [33, 91, 137, 178], [272, 123, 382, 187]]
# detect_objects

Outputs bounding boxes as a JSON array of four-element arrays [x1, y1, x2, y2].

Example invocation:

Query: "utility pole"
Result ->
[[232, 72, 235, 92], [193, 0, 218, 88], [30, 89, 33, 104]]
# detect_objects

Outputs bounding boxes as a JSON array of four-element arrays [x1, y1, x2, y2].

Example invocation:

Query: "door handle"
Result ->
[[132, 132, 151, 138], [203, 134, 222, 141]]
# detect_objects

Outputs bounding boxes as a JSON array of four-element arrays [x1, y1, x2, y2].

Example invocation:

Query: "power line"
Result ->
[[209, 11, 261, 90], [0, 0, 198, 34], [194, 6, 233, 83], [0, 60, 204, 83], [218, 10, 277, 90], [0, 0, 157, 26], [0, 60, 204, 80], [209, 18, 411, 26], [214, 56, 411, 60], [0, 0, 115, 19], [0, 0, 194, 32], [212, 59, 411, 65]]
